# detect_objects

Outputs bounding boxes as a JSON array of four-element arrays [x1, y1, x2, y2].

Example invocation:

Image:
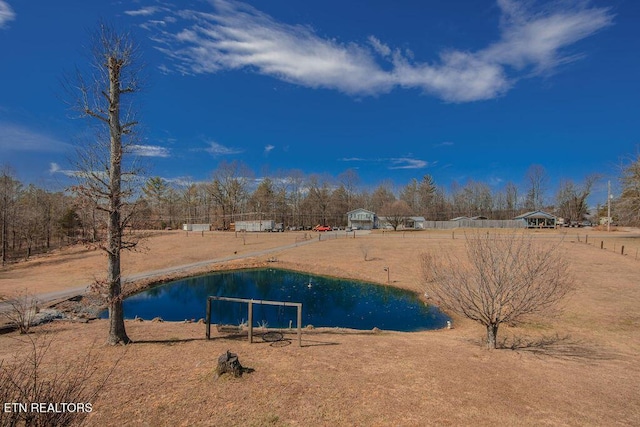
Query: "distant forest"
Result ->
[[1, 154, 639, 264]]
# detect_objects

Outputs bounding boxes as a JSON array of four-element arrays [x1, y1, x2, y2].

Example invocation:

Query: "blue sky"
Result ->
[[0, 0, 638, 203]]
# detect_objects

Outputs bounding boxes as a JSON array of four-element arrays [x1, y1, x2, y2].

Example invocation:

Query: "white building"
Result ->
[[347, 208, 377, 230], [183, 224, 211, 232]]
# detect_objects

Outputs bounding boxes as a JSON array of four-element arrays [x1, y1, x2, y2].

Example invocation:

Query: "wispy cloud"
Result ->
[[264, 144, 275, 155], [163, 176, 201, 187], [340, 156, 429, 170], [205, 140, 243, 156], [433, 141, 454, 148], [339, 157, 366, 162], [0, 1, 15, 29], [129, 144, 170, 157], [488, 176, 504, 187], [0, 122, 71, 152], [49, 162, 78, 177], [388, 158, 428, 170], [124, 6, 165, 16], [138, 0, 613, 102]]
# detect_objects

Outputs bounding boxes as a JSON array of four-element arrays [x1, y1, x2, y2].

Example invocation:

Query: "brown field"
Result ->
[[1, 228, 640, 426]]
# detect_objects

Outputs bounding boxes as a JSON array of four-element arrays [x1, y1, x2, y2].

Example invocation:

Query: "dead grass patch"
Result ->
[[0, 229, 639, 425]]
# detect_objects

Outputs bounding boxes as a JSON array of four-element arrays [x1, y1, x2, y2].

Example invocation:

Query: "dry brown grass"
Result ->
[[1, 228, 640, 426]]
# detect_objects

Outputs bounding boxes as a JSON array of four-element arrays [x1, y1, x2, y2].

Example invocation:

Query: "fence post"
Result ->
[[248, 300, 253, 344], [297, 304, 302, 347], [205, 298, 211, 340], [621, 245, 625, 256]]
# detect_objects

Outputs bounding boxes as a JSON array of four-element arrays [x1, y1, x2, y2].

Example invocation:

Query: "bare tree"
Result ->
[[617, 152, 640, 226], [555, 175, 599, 224], [0, 335, 118, 427], [370, 181, 396, 214], [67, 23, 143, 345], [0, 289, 38, 334], [524, 164, 549, 211], [0, 166, 22, 265], [380, 200, 412, 231], [208, 160, 252, 229], [399, 178, 420, 214], [304, 174, 332, 226], [422, 233, 573, 349], [142, 176, 170, 228], [337, 168, 360, 212]]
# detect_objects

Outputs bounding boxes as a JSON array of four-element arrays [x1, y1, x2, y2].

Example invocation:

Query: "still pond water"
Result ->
[[102, 268, 449, 331]]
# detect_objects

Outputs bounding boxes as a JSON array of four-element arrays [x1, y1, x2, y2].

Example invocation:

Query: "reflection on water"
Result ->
[[101, 268, 450, 331]]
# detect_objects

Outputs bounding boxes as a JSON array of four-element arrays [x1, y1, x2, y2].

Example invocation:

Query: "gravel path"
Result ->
[[0, 237, 321, 313]]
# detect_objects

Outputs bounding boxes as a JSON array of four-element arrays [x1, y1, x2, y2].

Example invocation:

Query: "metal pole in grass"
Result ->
[[297, 304, 302, 347], [206, 297, 211, 339], [248, 300, 253, 344]]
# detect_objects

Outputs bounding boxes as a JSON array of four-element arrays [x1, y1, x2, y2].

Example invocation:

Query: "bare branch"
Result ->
[[422, 233, 573, 349]]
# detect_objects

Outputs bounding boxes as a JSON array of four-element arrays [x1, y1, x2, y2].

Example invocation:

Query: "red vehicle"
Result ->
[[312, 225, 332, 232]]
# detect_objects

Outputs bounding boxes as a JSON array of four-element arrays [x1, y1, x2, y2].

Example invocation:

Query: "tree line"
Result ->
[[2, 154, 638, 262]]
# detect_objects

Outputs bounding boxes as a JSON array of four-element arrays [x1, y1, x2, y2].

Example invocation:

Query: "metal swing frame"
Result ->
[[205, 296, 303, 347]]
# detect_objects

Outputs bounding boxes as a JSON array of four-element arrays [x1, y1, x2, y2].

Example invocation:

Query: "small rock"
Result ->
[[151, 317, 163, 323], [372, 327, 381, 333]]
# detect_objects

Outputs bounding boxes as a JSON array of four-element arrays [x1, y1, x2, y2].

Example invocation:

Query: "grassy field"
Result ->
[[1, 228, 639, 426]]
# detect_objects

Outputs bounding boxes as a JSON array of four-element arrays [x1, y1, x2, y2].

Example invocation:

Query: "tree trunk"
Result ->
[[107, 249, 130, 345], [486, 324, 499, 349], [216, 350, 244, 378], [106, 56, 130, 346]]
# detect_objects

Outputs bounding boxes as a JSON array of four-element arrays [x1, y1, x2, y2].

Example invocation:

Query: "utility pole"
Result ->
[[607, 180, 611, 233]]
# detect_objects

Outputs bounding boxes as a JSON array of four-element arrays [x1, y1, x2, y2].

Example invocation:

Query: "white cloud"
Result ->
[[0, 122, 71, 152], [433, 141, 454, 148], [368, 36, 391, 57], [139, 0, 613, 102], [124, 6, 165, 16], [205, 140, 243, 156], [484, 0, 613, 73], [0, 1, 15, 29], [49, 163, 78, 177], [340, 156, 428, 169], [129, 144, 170, 157], [264, 144, 275, 154], [488, 176, 504, 186], [388, 158, 428, 170], [163, 176, 200, 187]]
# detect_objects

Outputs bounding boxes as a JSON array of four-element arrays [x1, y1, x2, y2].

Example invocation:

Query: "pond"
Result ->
[[101, 268, 450, 331]]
